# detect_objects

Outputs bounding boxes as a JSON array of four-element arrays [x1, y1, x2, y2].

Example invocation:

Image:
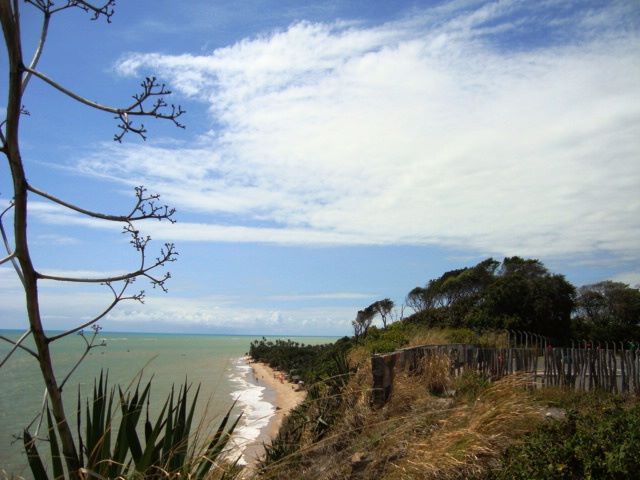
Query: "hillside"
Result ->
[[247, 325, 640, 479]]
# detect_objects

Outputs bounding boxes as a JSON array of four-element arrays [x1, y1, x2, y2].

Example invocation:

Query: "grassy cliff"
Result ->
[[247, 323, 640, 480]]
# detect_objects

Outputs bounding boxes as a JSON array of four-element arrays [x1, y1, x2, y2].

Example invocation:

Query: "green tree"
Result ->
[[573, 281, 640, 341], [477, 257, 575, 341], [406, 257, 576, 341], [352, 306, 377, 340], [372, 298, 395, 328], [406, 258, 498, 325]]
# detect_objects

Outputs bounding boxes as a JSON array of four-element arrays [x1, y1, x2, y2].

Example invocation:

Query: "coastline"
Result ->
[[230, 357, 306, 467]]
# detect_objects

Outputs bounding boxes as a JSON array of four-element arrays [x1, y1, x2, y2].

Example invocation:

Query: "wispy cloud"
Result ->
[[611, 272, 640, 289], [105, 295, 354, 334], [267, 292, 375, 301], [0, 272, 355, 334], [32, 233, 81, 246], [0, 266, 358, 333], [72, 1, 640, 265]]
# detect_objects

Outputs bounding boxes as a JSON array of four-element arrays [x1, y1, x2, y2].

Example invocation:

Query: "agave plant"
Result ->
[[23, 371, 242, 479]]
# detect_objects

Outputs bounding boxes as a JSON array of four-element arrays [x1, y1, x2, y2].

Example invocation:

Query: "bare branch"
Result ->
[[21, 0, 114, 100], [22, 66, 131, 112], [25, 0, 115, 22], [21, 9, 50, 91], [0, 330, 39, 366], [36, 242, 177, 285], [0, 251, 16, 265], [0, 119, 7, 148], [23, 68, 186, 141], [0, 202, 25, 286], [48, 281, 145, 342], [59, 325, 106, 391], [27, 184, 176, 223], [30, 388, 49, 438]]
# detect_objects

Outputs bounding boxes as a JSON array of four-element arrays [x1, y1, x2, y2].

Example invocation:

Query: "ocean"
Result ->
[[0, 330, 337, 477]]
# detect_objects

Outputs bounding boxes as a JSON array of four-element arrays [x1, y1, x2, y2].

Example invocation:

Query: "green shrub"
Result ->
[[446, 328, 478, 344], [489, 399, 640, 479], [454, 370, 491, 402]]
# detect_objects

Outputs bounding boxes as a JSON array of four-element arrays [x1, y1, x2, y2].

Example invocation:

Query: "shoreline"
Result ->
[[240, 358, 306, 466]]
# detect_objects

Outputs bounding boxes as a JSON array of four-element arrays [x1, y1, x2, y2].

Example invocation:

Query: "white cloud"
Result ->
[[0, 267, 355, 334], [82, 2, 640, 265], [267, 292, 375, 301], [99, 295, 354, 335], [32, 233, 80, 246], [611, 272, 640, 289]]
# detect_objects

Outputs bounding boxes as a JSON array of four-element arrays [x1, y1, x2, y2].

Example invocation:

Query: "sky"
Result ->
[[0, 0, 639, 336]]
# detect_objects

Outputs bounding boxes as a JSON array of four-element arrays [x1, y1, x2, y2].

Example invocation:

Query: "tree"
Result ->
[[0, 2, 183, 477], [406, 258, 499, 325], [406, 286, 428, 313], [352, 306, 376, 341], [372, 298, 395, 328], [476, 257, 575, 341], [573, 281, 640, 341], [405, 257, 576, 340]]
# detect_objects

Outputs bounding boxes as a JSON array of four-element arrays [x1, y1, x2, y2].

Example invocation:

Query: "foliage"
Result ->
[[251, 316, 640, 480], [573, 281, 640, 342], [257, 350, 353, 476], [352, 298, 398, 339], [453, 370, 491, 402], [488, 399, 640, 480], [405, 257, 577, 342], [356, 323, 504, 357], [24, 372, 241, 479], [249, 336, 353, 385], [352, 307, 377, 340], [371, 298, 395, 328]]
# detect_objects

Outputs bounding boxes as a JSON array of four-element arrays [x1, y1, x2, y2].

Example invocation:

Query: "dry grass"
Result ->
[[389, 374, 542, 479], [477, 330, 509, 348], [252, 330, 546, 480], [348, 344, 373, 368], [404, 328, 452, 348], [253, 363, 546, 479]]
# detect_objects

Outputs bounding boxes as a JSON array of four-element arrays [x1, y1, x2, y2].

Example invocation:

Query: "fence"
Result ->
[[371, 342, 640, 407]]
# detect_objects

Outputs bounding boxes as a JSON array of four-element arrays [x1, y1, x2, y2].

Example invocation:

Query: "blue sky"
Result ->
[[1, 0, 639, 336]]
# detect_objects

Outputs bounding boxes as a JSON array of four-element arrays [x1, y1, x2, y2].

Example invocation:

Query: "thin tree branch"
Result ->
[[51, 0, 115, 21], [23, 67, 186, 141], [0, 251, 16, 265], [33, 389, 49, 437], [48, 281, 144, 342], [0, 330, 39, 366], [22, 387, 50, 439], [25, 0, 115, 22], [59, 326, 106, 391], [24, 66, 130, 113], [0, 119, 7, 147], [36, 242, 176, 285], [27, 184, 176, 223], [0, 202, 25, 286], [21, 10, 50, 91]]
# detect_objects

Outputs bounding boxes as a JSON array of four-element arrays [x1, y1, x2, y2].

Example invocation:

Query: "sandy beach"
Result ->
[[240, 358, 306, 466]]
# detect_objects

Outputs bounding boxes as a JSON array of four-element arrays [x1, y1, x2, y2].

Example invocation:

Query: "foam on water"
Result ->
[[226, 357, 275, 465]]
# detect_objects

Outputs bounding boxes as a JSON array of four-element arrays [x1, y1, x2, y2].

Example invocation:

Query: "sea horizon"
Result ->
[[0, 328, 345, 337]]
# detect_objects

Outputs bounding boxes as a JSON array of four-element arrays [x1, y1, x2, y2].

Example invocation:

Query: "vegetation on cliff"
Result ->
[[250, 328, 640, 479]]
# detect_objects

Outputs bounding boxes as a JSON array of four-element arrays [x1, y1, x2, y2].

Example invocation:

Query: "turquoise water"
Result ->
[[0, 330, 337, 477]]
